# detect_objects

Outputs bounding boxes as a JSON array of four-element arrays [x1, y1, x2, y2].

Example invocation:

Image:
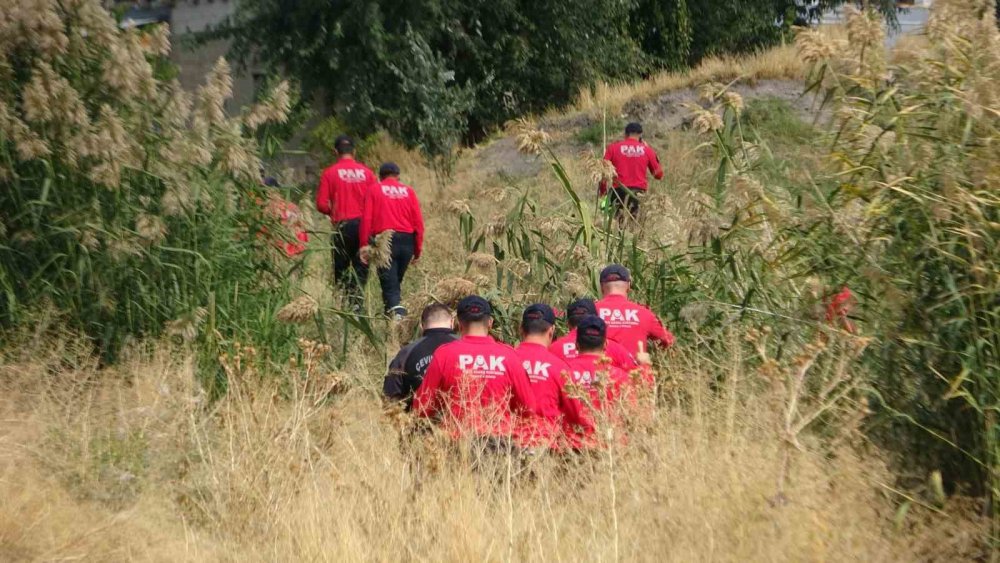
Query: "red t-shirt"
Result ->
[[549, 329, 638, 370], [600, 138, 663, 194], [412, 335, 537, 437], [359, 177, 425, 259], [563, 354, 632, 448], [315, 157, 378, 222], [514, 342, 586, 448], [595, 294, 675, 356]]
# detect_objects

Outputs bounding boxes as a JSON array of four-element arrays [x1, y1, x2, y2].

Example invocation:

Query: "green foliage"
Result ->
[[0, 3, 296, 370]]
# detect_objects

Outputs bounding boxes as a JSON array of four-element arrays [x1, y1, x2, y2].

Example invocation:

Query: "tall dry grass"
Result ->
[[0, 327, 985, 561]]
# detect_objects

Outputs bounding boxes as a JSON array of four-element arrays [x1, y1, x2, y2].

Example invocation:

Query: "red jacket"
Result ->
[[359, 178, 425, 259], [315, 157, 378, 222], [564, 354, 632, 447], [514, 342, 587, 448], [600, 138, 663, 194], [549, 329, 638, 371], [412, 335, 537, 437], [595, 294, 674, 356]]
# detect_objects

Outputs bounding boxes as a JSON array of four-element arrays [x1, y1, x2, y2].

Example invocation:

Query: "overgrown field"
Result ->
[[2, 1, 1000, 560]]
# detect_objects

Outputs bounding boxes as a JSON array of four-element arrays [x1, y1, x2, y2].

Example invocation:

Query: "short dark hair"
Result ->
[[521, 317, 553, 335], [334, 135, 354, 155], [625, 122, 643, 136], [421, 303, 452, 325]]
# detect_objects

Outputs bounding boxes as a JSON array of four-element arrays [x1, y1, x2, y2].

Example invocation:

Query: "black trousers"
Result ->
[[610, 186, 643, 222], [377, 232, 415, 313], [331, 219, 368, 294]]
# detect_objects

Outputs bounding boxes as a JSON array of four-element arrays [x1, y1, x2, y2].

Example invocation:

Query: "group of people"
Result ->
[[383, 264, 674, 450], [316, 135, 425, 319], [314, 122, 662, 318]]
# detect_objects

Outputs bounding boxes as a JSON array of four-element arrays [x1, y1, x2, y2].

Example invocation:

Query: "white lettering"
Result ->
[[599, 308, 640, 325], [620, 145, 646, 158], [338, 169, 367, 182], [459, 354, 507, 375], [381, 184, 410, 198], [562, 343, 577, 357], [522, 360, 551, 381]]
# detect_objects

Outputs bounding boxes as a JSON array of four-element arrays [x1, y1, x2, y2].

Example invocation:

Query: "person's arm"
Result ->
[[358, 184, 375, 263], [315, 171, 333, 216], [600, 144, 615, 195], [556, 371, 592, 431], [383, 342, 416, 401], [412, 352, 446, 418], [411, 187, 425, 260], [644, 308, 675, 348], [647, 145, 664, 180]]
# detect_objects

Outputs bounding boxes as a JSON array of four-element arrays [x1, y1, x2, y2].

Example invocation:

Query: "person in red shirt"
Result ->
[[413, 296, 537, 443], [514, 303, 588, 449], [595, 264, 674, 358], [564, 315, 632, 448], [315, 135, 378, 303], [549, 297, 639, 371], [600, 122, 663, 222], [358, 162, 425, 319]]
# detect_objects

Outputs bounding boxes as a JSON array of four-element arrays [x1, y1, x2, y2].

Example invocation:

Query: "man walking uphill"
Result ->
[[515, 304, 587, 449], [413, 296, 537, 442], [596, 264, 675, 358], [359, 162, 425, 320], [315, 135, 377, 305], [550, 297, 639, 371], [600, 122, 663, 222]]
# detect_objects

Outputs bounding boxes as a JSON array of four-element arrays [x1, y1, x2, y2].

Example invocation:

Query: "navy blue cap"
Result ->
[[379, 161, 401, 178], [456, 295, 492, 321], [334, 134, 354, 154], [522, 303, 556, 326], [625, 122, 643, 135], [566, 298, 597, 322], [599, 264, 631, 284], [576, 315, 606, 338]]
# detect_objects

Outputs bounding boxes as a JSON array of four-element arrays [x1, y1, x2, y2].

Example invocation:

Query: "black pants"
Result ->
[[331, 219, 368, 295], [610, 186, 643, 222], [377, 232, 415, 314]]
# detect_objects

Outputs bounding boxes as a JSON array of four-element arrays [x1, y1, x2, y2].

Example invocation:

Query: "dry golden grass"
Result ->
[[574, 44, 805, 120], [0, 328, 986, 561]]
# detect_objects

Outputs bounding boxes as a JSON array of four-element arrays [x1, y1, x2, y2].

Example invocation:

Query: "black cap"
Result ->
[[456, 295, 492, 322], [334, 134, 354, 154], [625, 122, 643, 135], [566, 298, 597, 323], [599, 264, 631, 284], [379, 161, 401, 178], [576, 315, 607, 350], [522, 303, 556, 326]]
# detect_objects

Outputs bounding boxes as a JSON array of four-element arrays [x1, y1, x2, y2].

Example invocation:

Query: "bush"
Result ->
[[0, 1, 296, 371]]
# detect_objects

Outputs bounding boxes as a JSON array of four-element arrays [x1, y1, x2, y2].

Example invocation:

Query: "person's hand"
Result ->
[[636, 342, 652, 366], [359, 246, 370, 265], [412, 255, 420, 264]]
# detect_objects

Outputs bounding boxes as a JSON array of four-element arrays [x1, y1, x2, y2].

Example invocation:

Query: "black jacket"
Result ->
[[383, 328, 457, 408]]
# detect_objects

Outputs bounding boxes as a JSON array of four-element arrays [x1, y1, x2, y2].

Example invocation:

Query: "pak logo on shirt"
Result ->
[[572, 370, 596, 385], [522, 360, 552, 383], [599, 307, 640, 327], [561, 343, 578, 358], [620, 145, 646, 158], [459, 354, 507, 378], [338, 169, 367, 182], [381, 184, 410, 199]]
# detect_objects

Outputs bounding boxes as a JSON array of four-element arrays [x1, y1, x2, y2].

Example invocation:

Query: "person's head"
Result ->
[[625, 122, 643, 139], [575, 315, 607, 354], [520, 303, 556, 344], [334, 134, 354, 156], [456, 295, 493, 335], [599, 264, 631, 297], [565, 298, 597, 329], [379, 162, 401, 181], [420, 303, 453, 331]]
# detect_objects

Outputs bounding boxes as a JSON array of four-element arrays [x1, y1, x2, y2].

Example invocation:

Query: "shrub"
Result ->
[[0, 1, 296, 371]]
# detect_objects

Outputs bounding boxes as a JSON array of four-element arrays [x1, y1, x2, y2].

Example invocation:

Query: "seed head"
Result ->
[[277, 295, 319, 324]]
